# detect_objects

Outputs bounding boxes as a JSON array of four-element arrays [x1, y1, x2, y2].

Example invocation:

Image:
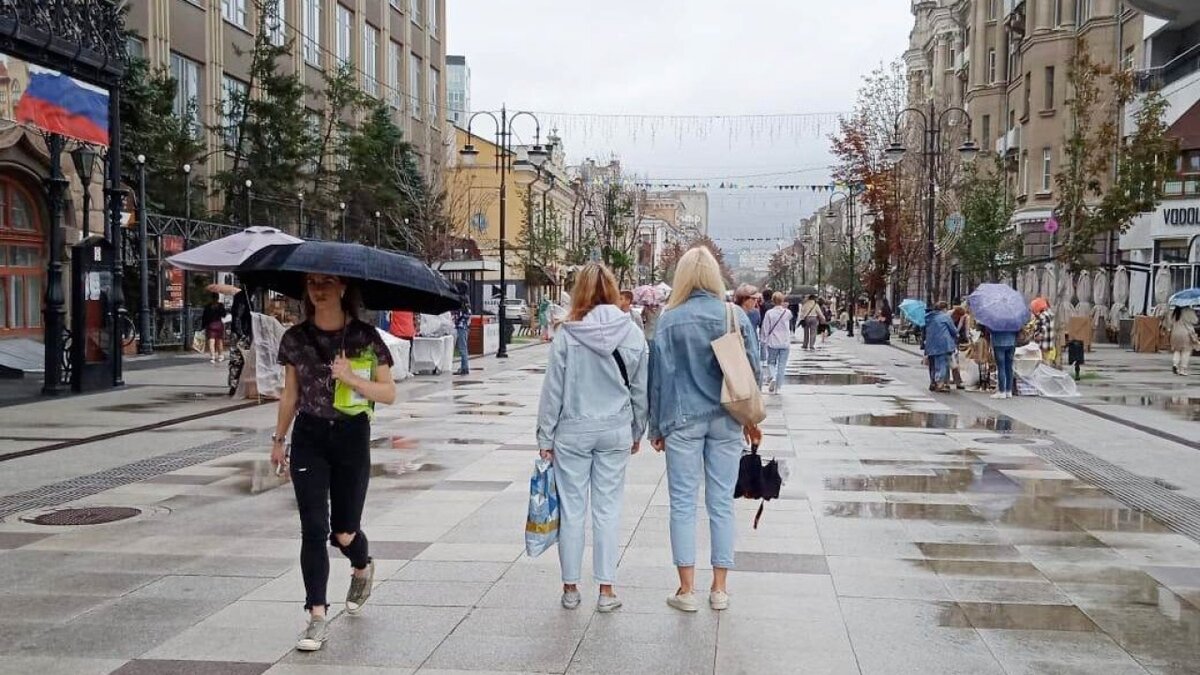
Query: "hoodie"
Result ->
[[536, 304, 650, 450]]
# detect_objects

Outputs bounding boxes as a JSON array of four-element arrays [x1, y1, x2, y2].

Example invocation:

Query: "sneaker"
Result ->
[[990, 392, 1006, 400], [561, 589, 581, 610], [296, 615, 328, 651], [218, 355, 225, 362], [597, 593, 622, 613], [666, 591, 700, 613], [710, 590, 730, 610], [345, 560, 374, 615], [1005, 392, 1013, 399], [209, 358, 216, 364]]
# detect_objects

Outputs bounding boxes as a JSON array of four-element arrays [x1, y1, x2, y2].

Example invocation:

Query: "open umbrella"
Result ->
[[967, 283, 1031, 332], [166, 226, 302, 272], [1168, 288, 1200, 308], [236, 241, 463, 314], [632, 284, 659, 307], [898, 298, 927, 327]]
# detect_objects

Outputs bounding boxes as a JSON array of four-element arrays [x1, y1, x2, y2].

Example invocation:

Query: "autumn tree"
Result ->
[[955, 155, 1018, 283]]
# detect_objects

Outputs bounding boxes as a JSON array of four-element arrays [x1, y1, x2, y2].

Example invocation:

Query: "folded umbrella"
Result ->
[[236, 241, 463, 314], [166, 226, 303, 272], [1168, 287, 1200, 308], [967, 283, 1031, 333], [898, 298, 927, 327]]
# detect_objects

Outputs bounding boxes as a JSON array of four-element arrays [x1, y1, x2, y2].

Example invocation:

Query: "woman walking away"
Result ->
[[1169, 306, 1198, 376], [923, 302, 958, 392], [452, 291, 472, 376], [537, 263, 648, 613], [649, 247, 761, 613], [799, 294, 820, 350], [989, 325, 1019, 399], [201, 294, 228, 364], [761, 292, 793, 394], [271, 274, 396, 652]]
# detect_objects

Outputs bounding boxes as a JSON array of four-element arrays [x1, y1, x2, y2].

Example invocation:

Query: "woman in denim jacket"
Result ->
[[648, 247, 761, 613], [537, 263, 649, 613]]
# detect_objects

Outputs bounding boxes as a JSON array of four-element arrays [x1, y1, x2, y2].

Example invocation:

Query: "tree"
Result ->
[[516, 185, 565, 287], [766, 246, 801, 290], [955, 155, 1018, 283], [340, 101, 413, 233]]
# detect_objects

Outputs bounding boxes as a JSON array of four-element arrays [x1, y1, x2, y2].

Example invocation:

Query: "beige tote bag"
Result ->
[[711, 304, 766, 427]]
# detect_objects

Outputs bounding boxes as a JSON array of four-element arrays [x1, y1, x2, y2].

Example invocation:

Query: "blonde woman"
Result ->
[[648, 247, 761, 612], [537, 263, 649, 612]]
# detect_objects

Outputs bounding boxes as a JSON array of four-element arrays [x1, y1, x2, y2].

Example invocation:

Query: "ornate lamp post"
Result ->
[[886, 102, 979, 304], [135, 153, 152, 354], [244, 179, 253, 226], [70, 144, 98, 238], [374, 210, 382, 247], [459, 107, 549, 358], [339, 201, 348, 242], [826, 184, 865, 337], [182, 163, 193, 349], [297, 191, 306, 238]]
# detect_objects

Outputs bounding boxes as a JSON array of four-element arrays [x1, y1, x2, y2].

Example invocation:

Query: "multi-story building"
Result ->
[[446, 54, 470, 126], [126, 0, 448, 194]]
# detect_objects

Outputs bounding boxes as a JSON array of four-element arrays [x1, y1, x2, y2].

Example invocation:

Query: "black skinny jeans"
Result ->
[[290, 412, 372, 610]]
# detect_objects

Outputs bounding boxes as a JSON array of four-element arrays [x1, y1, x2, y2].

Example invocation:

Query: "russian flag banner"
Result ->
[[15, 65, 109, 146]]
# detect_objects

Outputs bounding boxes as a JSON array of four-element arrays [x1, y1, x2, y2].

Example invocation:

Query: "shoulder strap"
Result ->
[[725, 303, 739, 336], [612, 349, 630, 389]]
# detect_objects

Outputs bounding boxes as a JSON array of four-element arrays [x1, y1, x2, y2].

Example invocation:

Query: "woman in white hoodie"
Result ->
[[761, 291, 793, 393], [536, 263, 649, 613]]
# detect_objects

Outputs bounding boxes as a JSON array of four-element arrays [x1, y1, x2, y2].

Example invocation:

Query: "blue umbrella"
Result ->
[[237, 241, 463, 313], [898, 298, 927, 327], [967, 283, 1031, 332], [1168, 287, 1200, 308]]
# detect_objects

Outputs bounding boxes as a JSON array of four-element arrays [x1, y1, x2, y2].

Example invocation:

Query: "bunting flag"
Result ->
[[634, 182, 836, 191], [15, 65, 109, 146]]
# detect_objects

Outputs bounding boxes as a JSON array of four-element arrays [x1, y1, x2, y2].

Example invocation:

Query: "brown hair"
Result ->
[[568, 263, 621, 321], [302, 276, 362, 321], [772, 291, 786, 305], [620, 289, 634, 301]]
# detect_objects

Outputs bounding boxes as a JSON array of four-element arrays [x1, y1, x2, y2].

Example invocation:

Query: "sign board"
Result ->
[[161, 235, 184, 310]]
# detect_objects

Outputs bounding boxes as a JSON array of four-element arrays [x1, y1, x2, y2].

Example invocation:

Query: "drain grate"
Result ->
[[0, 432, 266, 521], [22, 506, 141, 526]]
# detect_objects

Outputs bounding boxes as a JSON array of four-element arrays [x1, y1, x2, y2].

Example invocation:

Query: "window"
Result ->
[[1041, 147, 1052, 192], [428, 66, 438, 122], [1008, 109, 1015, 131], [987, 0, 997, 20], [335, 4, 352, 66], [169, 52, 202, 136], [388, 41, 403, 111], [428, 0, 437, 35], [411, 0, 421, 25], [1054, 0, 1063, 26], [410, 53, 422, 120], [363, 25, 379, 96], [1122, 46, 1135, 72], [222, 0, 247, 28], [981, 115, 991, 145], [221, 75, 248, 150], [948, 45, 956, 70], [987, 49, 996, 83], [303, 0, 322, 66], [0, 179, 43, 332], [126, 37, 146, 62], [1020, 150, 1029, 195], [1023, 72, 1031, 118], [1077, 0, 1092, 24], [267, 0, 285, 46], [1044, 66, 1055, 109], [390, 0, 400, 9]]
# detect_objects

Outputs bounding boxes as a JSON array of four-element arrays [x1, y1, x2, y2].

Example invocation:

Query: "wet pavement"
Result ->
[[0, 338, 1197, 673]]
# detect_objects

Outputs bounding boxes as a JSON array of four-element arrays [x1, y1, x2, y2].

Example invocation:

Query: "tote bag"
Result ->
[[711, 304, 766, 427]]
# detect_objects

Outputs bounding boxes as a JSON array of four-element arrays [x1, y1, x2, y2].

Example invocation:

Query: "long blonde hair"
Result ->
[[568, 262, 621, 321], [666, 246, 726, 310]]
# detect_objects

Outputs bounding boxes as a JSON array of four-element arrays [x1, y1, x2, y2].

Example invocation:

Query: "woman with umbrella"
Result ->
[[1167, 295, 1198, 376], [967, 284, 1031, 400], [270, 274, 396, 651]]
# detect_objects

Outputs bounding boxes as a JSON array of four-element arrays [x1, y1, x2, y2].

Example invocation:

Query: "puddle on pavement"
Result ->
[[832, 411, 1042, 434], [94, 391, 230, 413], [1090, 394, 1200, 421], [786, 373, 890, 385], [821, 501, 984, 521], [824, 466, 1023, 495]]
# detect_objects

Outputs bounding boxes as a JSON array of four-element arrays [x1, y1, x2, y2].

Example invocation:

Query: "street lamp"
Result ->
[[886, 102, 977, 304], [374, 210, 382, 247], [826, 184, 867, 337], [339, 201, 347, 242], [70, 144, 98, 238], [297, 191, 306, 238], [460, 106, 548, 358], [182, 163, 193, 349], [244, 179, 253, 227], [135, 153, 152, 354]]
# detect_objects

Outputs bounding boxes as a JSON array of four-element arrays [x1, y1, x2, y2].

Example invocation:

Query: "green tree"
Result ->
[[955, 156, 1018, 283], [339, 101, 418, 239], [517, 186, 565, 287]]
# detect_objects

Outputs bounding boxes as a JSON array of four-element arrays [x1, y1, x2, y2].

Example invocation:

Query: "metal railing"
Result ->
[[1135, 42, 1200, 93]]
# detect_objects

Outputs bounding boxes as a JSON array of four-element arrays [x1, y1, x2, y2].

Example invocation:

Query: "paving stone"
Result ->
[[0, 532, 52, 549], [370, 580, 492, 607], [0, 656, 126, 675], [111, 660, 272, 675], [732, 551, 829, 574], [281, 605, 468, 668]]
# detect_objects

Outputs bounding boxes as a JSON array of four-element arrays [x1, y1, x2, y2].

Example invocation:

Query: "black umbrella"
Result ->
[[237, 241, 463, 314]]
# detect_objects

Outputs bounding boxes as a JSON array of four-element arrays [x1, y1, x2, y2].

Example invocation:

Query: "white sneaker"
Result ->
[[1005, 392, 1013, 399], [666, 591, 700, 613], [990, 392, 1006, 400], [709, 590, 730, 610]]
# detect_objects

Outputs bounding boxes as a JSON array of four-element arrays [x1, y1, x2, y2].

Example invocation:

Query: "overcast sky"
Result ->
[[447, 1, 911, 247]]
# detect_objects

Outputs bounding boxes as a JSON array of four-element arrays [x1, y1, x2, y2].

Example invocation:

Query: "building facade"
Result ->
[[446, 54, 470, 127]]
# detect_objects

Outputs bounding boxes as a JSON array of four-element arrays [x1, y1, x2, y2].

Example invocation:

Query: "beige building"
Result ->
[[126, 0, 448, 201]]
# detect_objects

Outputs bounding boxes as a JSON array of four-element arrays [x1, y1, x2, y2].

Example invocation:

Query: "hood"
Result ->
[[562, 304, 636, 355]]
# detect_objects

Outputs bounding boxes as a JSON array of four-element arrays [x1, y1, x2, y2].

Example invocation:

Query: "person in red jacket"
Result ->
[[388, 311, 416, 341]]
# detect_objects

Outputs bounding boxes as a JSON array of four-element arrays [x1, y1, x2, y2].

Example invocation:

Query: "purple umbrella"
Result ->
[[967, 283, 1031, 333]]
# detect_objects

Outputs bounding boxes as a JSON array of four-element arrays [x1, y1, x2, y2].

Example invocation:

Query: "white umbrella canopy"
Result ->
[[1114, 267, 1129, 306], [1154, 266, 1172, 304], [166, 226, 303, 272], [1092, 269, 1109, 306]]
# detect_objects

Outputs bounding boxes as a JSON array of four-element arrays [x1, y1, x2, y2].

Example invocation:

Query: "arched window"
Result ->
[[0, 177, 43, 334]]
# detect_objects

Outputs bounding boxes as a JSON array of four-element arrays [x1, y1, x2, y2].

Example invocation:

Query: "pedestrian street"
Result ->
[[0, 337, 1196, 674]]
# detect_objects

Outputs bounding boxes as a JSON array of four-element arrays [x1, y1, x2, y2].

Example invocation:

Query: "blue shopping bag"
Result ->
[[524, 458, 560, 557]]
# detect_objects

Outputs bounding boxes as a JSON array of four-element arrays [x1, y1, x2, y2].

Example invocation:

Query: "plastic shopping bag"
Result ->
[[524, 458, 559, 557]]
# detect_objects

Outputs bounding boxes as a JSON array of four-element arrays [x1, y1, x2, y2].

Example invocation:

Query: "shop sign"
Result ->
[[1163, 207, 1200, 226]]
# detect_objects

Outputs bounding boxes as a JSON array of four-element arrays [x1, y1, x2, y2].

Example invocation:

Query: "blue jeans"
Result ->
[[767, 347, 789, 387], [931, 353, 950, 384], [455, 326, 469, 373], [665, 414, 742, 568], [554, 427, 630, 585], [993, 345, 1015, 393]]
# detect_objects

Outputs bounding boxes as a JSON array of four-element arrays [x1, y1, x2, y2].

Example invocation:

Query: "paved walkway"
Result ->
[[0, 336, 1197, 674]]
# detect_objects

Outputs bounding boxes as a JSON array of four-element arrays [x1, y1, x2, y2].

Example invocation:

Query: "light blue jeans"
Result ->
[[767, 347, 789, 387], [665, 414, 742, 569], [455, 326, 469, 373], [554, 426, 631, 585]]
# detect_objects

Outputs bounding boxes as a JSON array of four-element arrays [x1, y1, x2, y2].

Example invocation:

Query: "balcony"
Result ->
[[1135, 42, 1200, 93], [996, 126, 1021, 155]]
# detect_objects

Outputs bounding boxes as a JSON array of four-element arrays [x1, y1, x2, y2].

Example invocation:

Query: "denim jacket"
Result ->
[[923, 310, 958, 356], [536, 305, 649, 449], [648, 291, 761, 439]]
